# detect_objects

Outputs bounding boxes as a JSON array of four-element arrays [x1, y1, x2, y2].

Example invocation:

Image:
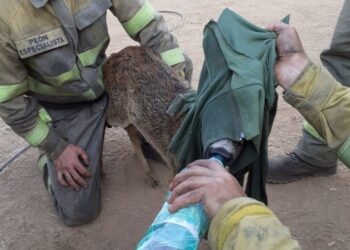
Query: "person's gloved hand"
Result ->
[[167, 159, 246, 219], [266, 22, 311, 89], [172, 53, 193, 87]]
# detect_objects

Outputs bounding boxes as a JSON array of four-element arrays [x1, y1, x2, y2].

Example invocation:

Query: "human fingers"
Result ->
[[168, 188, 204, 213], [187, 159, 223, 170], [57, 171, 69, 187], [63, 171, 80, 190], [74, 160, 92, 178], [76, 146, 90, 166], [169, 166, 213, 190], [70, 168, 88, 187], [168, 176, 214, 204]]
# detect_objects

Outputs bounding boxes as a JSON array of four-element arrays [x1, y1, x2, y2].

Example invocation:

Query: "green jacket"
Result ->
[[168, 9, 287, 203], [0, 0, 185, 159]]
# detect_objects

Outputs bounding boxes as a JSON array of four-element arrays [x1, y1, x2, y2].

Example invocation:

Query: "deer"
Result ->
[[103, 46, 191, 187]]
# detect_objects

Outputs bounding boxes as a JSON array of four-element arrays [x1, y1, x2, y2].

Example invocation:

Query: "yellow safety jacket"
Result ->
[[284, 64, 350, 167], [0, 0, 185, 159], [208, 197, 301, 250]]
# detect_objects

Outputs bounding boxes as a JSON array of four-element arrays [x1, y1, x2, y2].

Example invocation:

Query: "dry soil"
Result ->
[[0, 0, 349, 249]]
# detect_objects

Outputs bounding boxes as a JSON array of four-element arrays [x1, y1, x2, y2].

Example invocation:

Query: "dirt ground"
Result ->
[[1, 0, 350, 249]]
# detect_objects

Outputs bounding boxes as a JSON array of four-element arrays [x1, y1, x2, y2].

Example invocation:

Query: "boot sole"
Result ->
[[267, 167, 337, 184]]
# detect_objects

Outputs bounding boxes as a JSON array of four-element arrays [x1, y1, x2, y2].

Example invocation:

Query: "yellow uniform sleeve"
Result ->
[[283, 64, 350, 167], [109, 0, 185, 67], [209, 197, 300, 250], [0, 19, 67, 159]]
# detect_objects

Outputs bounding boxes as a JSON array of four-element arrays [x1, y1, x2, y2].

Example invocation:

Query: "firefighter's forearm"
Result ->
[[0, 95, 68, 159]]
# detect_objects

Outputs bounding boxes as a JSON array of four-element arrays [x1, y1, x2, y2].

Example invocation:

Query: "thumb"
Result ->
[[265, 22, 289, 33]]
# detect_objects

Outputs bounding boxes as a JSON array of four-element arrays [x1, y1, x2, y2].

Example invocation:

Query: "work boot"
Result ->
[[267, 153, 337, 184]]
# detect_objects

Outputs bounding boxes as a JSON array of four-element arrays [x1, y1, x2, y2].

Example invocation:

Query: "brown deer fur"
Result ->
[[103, 46, 190, 187]]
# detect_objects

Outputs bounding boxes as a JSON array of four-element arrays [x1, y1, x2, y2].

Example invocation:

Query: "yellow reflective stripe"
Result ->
[[337, 137, 350, 168], [218, 204, 273, 250], [37, 154, 48, 173], [97, 63, 104, 87], [160, 47, 185, 66], [24, 118, 50, 146], [28, 77, 96, 100], [29, 77, 72, 96], [81, 89, 96, 100], [42, 65, 80, 87], [78, 38, 109, 66], [303, 120, 324, 141], [122, 1, 156, 36], [38, 108, 52, 123], [0, 80, 28, 103]]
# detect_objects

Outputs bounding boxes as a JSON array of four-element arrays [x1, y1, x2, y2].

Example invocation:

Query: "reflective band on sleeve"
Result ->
[[38, 108, 52, 123], [160, 47, 185, 66], [36, 154, 48, 173], [337, 137, 350, 168], [122, 0, 156, 36], [217, 204, 273, 250], [24, 118, 50, 146], [97, 64, 104, 87], [28, 77, 97, 100], [78, 38, 109, 66], [42, 65, 80, 87], [303, 120, 324, 141], [0, 81, 28, 103], [81, 89, 97, 100]]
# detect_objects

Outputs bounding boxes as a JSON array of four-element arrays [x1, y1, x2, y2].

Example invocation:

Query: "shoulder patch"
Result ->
[[15, 28, 69, 59]]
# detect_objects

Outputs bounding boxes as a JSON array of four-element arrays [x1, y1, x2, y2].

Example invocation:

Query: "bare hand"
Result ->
[[266, 22, 311, 89], [53, 144, 91, 190], [167, 159, 246, 219]]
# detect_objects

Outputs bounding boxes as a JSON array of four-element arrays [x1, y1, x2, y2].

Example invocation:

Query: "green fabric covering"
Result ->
[[167, 9, 289, 203]]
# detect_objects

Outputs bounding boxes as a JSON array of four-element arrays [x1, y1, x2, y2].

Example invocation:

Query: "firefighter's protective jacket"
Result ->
[[0, 0, 185, 159], [208, 197, 300, 250], [284, 64, 350, 167]]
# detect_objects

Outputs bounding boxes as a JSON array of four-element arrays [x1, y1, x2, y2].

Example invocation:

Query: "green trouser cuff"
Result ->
[[337, 137, 350, 168], [303, 120, 324, 141], [302, 110, 350, 168], [37, 154, 52, 194], [38, 128, 68, 160], [294, 128, 338, 167]]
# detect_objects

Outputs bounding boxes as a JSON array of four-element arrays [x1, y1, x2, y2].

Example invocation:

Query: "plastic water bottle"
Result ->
[[136, 197, 209, 250], [137, 159, 223, 250], [137, 139, 242, 250]]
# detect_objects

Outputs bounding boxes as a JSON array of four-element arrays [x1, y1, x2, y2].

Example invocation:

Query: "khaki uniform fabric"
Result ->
[[294, 0, 350, 167], [208, 197, 300, 250], [284, 64, 350, 167], [0, 0, 184, 159], [0, 0, 185, 225]]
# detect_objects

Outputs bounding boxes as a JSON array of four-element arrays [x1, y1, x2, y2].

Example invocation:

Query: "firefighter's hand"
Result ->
[[53, 144, 91, 190], [167, 159, 246, 219], [266, 22, 311, 89]]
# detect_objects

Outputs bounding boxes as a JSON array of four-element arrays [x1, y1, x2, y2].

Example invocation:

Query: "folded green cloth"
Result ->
[[167, 8, 289, 203]]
